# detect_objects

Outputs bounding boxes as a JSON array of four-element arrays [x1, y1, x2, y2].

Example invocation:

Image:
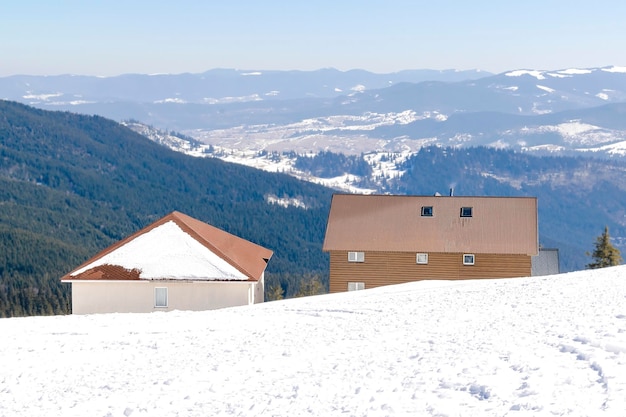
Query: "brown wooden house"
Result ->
[[322, 194, 538, 293]]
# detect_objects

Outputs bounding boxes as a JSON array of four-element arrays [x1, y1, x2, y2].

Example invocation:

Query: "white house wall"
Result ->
[[254, 273, 265, 305], [70, 280, 259, 314]]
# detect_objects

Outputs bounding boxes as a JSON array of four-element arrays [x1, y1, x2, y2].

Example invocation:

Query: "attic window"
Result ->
[[421, 206, 433, 217], [463, 254, 475, 265], [460, 207, 473, 217], [416, 253, 428, 264], [155, 287, 168, 308], [348, 251, 365, 263]]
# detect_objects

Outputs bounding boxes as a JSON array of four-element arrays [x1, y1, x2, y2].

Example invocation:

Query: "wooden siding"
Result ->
[[329, 251, 532, 293]]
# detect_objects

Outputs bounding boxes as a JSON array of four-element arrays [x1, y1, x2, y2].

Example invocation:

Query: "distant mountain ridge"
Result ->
[[0, 67, 490, 105], [3, 66, 626, 159]]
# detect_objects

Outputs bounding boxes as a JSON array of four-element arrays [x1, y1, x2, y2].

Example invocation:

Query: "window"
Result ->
[[421, 206, 433, 217], [155, 287, 168, 307], [460, 207, 473, 217], [348, 251, 365, 262], [348, 282, 365, 291], [463, 254, 475, 265], [416, 253, 428, 264]]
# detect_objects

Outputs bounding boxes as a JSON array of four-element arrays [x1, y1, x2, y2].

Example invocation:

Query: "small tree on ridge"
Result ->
[[586, 226, 622, 269]]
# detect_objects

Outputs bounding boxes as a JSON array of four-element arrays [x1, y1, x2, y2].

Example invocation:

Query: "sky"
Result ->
[[1, 1, 625, 77], [1, 267, 625, 416]]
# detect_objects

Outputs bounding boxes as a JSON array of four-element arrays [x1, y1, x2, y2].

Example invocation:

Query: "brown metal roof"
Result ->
[[62, 211, 273, 282], [322, 194, 538, 255]]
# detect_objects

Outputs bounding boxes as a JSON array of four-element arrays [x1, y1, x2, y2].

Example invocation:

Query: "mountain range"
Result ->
[[0, 68, 489, 104], [3, 66, 626, 159], [3, 66, 626, 316]]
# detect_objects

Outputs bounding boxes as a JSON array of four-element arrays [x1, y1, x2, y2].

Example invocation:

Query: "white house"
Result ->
[[61, 211, 273, 314]]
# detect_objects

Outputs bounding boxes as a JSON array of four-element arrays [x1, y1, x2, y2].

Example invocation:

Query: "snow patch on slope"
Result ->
[[536, 85, 555, 93], [505, 70, 546, 79], [506, 68, 597, 79], [557, 68, 593, 75], [602, 66, 626, 73]]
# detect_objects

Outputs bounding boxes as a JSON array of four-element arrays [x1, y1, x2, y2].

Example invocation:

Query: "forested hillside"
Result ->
[[281, 145, 626, 271], [0, 100, 334, 317], [391, 147, 626, 270]]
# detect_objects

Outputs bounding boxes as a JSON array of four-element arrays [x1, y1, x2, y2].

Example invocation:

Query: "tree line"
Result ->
[[0, 100, 334, 316]]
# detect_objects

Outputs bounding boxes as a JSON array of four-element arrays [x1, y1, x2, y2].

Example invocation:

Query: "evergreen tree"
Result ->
[[586, 226, 622, 269], [266, 283, 285, 301], [294, 274, 325, 297]]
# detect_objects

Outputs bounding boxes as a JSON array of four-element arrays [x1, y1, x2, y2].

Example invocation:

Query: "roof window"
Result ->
[[421, 206, 433, 217], [460, 207, 473, 217]]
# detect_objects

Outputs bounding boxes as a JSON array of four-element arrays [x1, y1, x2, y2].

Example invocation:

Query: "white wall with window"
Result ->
[[154, 287, 168, 307], [69, 280, 261, 314]]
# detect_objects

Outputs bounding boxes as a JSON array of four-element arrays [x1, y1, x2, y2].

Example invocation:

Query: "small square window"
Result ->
[[348, 282, 365, 291], [460, 207, 473, 217], [421, 206, 433, 217], [348, 251, 365, 262], [416, 253, 428, 264], [155, 287, 168, 308], [463, 254, 475, 265]]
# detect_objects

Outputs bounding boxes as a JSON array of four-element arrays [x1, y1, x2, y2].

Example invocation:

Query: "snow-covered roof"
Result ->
[[61, 211, 273, 282]]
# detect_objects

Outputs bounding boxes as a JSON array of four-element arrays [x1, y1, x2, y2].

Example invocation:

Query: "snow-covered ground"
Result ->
[[2, 267, 626, 416]]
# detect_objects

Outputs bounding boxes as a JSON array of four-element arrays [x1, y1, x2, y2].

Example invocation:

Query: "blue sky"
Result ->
[[2, 0, 624, 76]]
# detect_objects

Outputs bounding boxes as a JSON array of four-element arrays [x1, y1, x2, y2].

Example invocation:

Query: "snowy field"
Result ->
[[2, 267, 626, 417]]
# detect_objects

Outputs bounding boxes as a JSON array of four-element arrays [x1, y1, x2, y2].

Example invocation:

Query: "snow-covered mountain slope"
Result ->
[[124, 106, 626, 197], [2, 267, 625, 416], [186, 106, 626, 157]]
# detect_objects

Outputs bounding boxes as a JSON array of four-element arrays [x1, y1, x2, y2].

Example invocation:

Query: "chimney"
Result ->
[[449, 188, 454, 197]]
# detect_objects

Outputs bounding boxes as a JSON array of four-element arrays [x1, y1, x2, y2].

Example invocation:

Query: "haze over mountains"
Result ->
[[3, 66, 626, 159], [0, 68, 490, 104]]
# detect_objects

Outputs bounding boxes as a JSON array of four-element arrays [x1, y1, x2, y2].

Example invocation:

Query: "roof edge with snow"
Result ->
[[61, 211, 273, 282]]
